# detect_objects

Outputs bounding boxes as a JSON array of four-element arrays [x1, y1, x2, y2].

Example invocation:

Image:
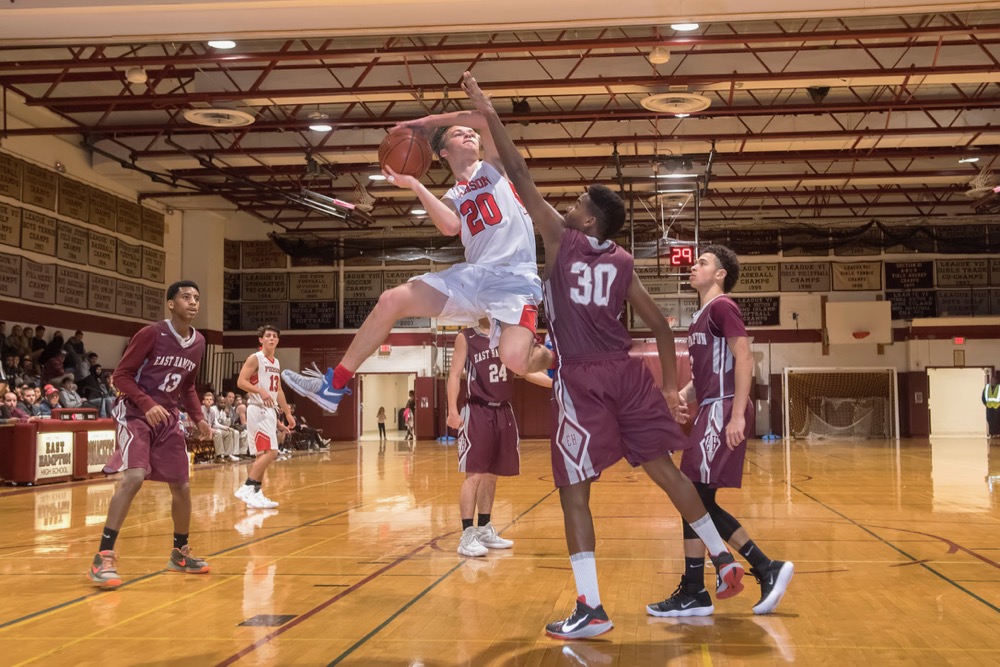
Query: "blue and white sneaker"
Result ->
[[544, 333, 557, 379], [281, 364, 352, 414]]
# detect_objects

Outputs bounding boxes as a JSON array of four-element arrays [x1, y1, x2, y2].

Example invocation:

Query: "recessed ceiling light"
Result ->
[[674, 113, 690, 118], [670, 23, 699, 31], [959, 156, 980, 163], [368, 174, 387, 181], [411, 208, 427, 215], [207, 40, 237, 49]]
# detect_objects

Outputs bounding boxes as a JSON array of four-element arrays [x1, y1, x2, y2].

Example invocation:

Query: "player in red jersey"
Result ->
[[647, 246, 793, 617], [462, 72, 744, 640], [88, 281, 213, 588], [449, 318, 552, 557]]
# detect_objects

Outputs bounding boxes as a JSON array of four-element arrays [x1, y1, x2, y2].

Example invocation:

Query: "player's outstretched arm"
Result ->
[[446, 333, 467, 430], [628, 272, 685, 420], [382, 167, 462, 237], [460, 71, 565, 253]]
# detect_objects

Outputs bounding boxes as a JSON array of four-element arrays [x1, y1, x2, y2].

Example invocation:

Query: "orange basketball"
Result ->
[[378, 128, 433, 179]]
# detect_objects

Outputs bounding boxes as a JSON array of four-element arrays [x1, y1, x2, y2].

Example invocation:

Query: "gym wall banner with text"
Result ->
[[0, 151, 166, 322]]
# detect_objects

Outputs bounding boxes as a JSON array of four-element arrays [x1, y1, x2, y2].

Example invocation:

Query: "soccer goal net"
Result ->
[[783, 368, 899, 441]]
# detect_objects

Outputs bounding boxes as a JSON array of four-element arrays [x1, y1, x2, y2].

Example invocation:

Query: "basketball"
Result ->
[[378, 128, 433, 179]]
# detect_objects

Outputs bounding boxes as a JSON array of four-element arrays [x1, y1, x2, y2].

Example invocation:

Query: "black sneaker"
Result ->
[[710, 551, 745, 599], [646, 580, 714, 617], [545, 596, 614, 640], [750, 560, 794, 614]]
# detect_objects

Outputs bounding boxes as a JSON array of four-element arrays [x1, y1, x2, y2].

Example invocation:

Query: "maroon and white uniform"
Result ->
[[680, 295, 754, 488], [456, 328, 519, 476], [544, 229, 687, 487], [247, 351, 281, 452], [104, 320, 205, 483]]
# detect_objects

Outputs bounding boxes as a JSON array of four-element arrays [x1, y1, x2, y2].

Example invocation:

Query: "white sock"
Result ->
[[569, 551, 601, 607], [689, 514, 728, 557]]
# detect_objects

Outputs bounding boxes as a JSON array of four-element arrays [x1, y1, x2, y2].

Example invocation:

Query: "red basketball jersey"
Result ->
[[461, 327, 513, 404], [543, 228, 634, 361], [113, 320, 205, 416]]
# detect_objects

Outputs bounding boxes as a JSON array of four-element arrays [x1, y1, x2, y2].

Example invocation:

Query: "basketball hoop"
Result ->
[[852, 331, 871, 340]]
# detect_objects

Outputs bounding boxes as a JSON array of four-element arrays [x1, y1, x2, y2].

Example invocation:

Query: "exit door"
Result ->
[[927, 367, 991, 436]]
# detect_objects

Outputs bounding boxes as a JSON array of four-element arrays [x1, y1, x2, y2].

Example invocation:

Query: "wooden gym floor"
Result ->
[[0, 435, 998, 666]]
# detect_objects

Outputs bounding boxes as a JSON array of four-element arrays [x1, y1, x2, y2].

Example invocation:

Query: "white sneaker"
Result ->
[[477, 522, 513, 549], [457, 526, 488, 557], [234, 485, 255, 503], [245, 490, 279, 509], [227, 454, 240, 462]]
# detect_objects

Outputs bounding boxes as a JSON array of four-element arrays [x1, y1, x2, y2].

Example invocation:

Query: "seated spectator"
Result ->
[[38, 386, 62, 418], [202, 392, 238, 462], [289, 405, 329, 450], [5, 325, 26, 358], [17, 358, 40, 387], [17, 327, 34, 358], [3, 390, 38, 422], [18, 386, 44, 417], [78, 352, 99, 382], [29, 325, 47, 362], [63, 330, 85, 374], [100, 371, 118, 398], [41, 350, 74, 385], [58, 377, 85, 409], [0, 379, 8, 402], [38, 331, 65, 366], [78, 365, 114, 417]]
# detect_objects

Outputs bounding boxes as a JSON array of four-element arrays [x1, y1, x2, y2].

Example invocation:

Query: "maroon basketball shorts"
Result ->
[[104, 400, 190, 484], [550, 354, 688, 487], [680, 397, 755, 489], [457, 401, 520, 476]]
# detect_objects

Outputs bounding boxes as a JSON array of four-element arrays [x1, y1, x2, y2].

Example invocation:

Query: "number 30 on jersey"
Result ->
[[569, 262, 618, 306]]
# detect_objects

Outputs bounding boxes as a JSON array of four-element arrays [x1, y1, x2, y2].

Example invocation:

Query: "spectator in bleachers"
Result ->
[[3, 353, 18, 380], [20, 386, 44, 417], [38, 386, 62, 418], [101, 371, 118, 398], [38, 331, 65, 366], [202, 391, 238, 462], [17, 327, 34, 358], [16, 358, 40, 387], [58, 377, 85, 409], [63, 330, 85, 373], [42, 349, 74, 385], [0, 352, 9, 387], [78, 352, 99, 382], [3, 391, 37, 422], [0, 379, 8, 403], [29, 325, 47, 362], [5, 326, 25, 356]]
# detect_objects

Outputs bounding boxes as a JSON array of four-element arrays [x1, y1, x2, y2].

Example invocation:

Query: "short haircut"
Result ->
[[166, 280, 200, 301], [258, 324, 281, 337], [586, 184, 626, 241], [35, 325, 45, 331], [701, 244, 741, 293], [75, 330, 84, 337], [430, 126, 451, 159]]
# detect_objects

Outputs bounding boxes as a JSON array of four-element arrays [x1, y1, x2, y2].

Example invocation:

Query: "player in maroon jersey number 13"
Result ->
[[463, 71, 746, 640], [88, 281, 213, 589]]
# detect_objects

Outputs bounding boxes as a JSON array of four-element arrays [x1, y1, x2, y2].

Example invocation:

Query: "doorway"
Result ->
[[926, 367, 991, 436], [357, 373, 414, 441]]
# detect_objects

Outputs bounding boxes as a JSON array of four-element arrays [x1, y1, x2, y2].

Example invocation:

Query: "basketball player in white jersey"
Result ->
[[281, 111, 552, 415], [235, 325, 295, 510]]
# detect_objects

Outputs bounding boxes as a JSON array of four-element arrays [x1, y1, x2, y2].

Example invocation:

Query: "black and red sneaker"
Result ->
[[545, 596, 614, 640]]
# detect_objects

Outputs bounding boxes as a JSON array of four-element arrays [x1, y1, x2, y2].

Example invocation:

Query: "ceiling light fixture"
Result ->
[[411, 208, 427, 215], [670, 23, 699, 31], [959, 156, 980, 163], [674, 113, 690, 118], [207, 40, 237, 49], [124, 66, 148, 84], [649, 46, 671, 65], [308, 111, 333, 132], [368, 174, 387, 181]]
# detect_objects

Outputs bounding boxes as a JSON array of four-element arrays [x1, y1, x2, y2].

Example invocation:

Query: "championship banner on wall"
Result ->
[[21, 210, 57, 256], [20, 258, 56, 304], [885, 261, 933, 290], [22, 163, 57, 211], [935, 258, 989, 288], [58, 175, 90, 221], [732, 296, 781, 327], [55, 266, 88, 309], [87, 230, 117, 271], [732, 263, 779, 293], [56, 221, 89, 265], [0, 201, 21, 247], [116, 200, 142, 239], [0, 252, 21, 298], [831, 261, 882, 291], [289, 272, 337, 301], [0, 151, 23, 199], [780, 262, 831, 292], [241, 273, 289, 301]]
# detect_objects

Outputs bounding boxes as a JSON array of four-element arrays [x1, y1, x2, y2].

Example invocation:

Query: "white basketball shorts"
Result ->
[[246, 404, 279, 452]]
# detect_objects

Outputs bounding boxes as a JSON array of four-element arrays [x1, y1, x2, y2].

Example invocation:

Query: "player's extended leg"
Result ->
[[497, 323, 552, 376], [691, 485, 794, 615], [282, 281, 448, 413], [475, 473, 512, 549], [458, 473, 488, 557], [545, 480, 613, 640], [166, 482, 210, 574], [88, 468, 145, 588], [640, 455, 744, 601]]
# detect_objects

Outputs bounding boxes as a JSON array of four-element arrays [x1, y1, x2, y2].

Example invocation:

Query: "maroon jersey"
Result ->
[[462, 327, 513, 404], [687, 295, 747, 404], [543, 228, 634, 361], [113, 320, 205, 421]]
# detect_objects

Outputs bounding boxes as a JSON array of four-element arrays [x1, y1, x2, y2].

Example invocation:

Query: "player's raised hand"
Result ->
[[447, 411, 463, 431], [145, 404, 169, 426], [382, 165, 421, 191], [725, 413, 746, 450], [461, 72, 494, 113], [196, 418, 213, 442], [390, 116, 432, 138]]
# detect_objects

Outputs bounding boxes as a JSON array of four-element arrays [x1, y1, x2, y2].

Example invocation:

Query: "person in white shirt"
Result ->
[[202, 392, 238, 461]]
